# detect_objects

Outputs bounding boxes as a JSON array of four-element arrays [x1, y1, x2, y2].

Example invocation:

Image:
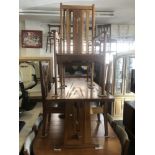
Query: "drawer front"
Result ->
[[114, 98, 124, 117]]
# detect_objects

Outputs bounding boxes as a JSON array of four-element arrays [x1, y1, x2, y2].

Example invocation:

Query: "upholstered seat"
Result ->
[[107, 113, 129, 155], [19, 62, 37, 90], [115, 125, 130, 155]]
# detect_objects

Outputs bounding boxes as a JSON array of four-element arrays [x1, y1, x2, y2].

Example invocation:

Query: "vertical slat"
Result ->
[[63, 10, 66, 53], [90, 62, 94, 88], [60, 64, 63, 88], [92, 4, 95, 54], [79, 10, 84, 53], [86, 10, 89, 54], [66, 9, 71, 53], [60, 3, 63, 54], [73, 10, 79, 53], [86, 65, 89, 82], [102, 31, 107, 95], [53, 31, 58, 95]]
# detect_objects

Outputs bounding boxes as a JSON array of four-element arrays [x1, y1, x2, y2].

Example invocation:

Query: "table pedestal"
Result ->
[[64, 101, 94, 148]]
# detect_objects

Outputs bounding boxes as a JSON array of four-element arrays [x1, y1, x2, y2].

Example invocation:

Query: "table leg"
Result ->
[[42, 108, 47, 137], [104, 102, 108, 136]]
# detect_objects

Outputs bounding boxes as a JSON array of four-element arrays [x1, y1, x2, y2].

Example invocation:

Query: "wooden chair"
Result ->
[[39, 61, 64, 137], [107, 113, 129, 155], [107, 113, 116, 129], [115, 124, 130, 155], [23, 130, 36, 155]]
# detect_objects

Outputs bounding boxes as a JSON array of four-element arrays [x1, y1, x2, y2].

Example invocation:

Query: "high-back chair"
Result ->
[[107, 113, 129, 155], [115, 124, 130, 155], [39, 61, 64, 136], [107, 113, 116, 129], [19, 62, 37, 90], [23, 130, 36, 155]]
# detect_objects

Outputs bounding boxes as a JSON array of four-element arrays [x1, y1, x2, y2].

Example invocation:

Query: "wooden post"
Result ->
[[66, 9, 71, 53], [63, 10, 66, 53], [60, 3, 63, 54], [86, 10, 89, 53], [53, 31, 58, 96], [92, 4, 95, 54], [88, 62, 94, 89], [101, 31, 107, 96]]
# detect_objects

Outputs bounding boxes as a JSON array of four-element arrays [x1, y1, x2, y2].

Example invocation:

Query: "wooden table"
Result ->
[[44, 78, 114, 148]]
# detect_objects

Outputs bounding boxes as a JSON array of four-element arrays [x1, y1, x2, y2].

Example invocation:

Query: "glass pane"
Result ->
[[125, 57, 135, 93], [115, 57, 124, 94]]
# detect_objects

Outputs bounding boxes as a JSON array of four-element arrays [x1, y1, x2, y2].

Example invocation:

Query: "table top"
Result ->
[[46, 78, 114, 102], [19, 56, 52, 61]]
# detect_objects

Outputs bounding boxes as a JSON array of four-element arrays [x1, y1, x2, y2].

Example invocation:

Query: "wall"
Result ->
[[19, 20, 135, 56], [19, 20, 53, 57]]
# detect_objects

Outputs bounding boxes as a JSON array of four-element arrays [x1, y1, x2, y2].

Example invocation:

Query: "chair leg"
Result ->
[[97, 101, 101, 122], [97, 113, 101, 122], [48, 113, 51, 123], [46, 37, 48, 52], [42, 110, 47, 137]]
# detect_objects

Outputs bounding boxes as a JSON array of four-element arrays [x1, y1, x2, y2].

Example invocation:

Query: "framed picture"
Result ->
[[21, 30, 42, 48]]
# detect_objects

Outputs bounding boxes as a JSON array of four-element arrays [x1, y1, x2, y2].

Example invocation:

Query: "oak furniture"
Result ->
[[115, 124, 130, 155], [107, 113, 130, 155], [39, 3, 114, 149], [39, 61, 64, 137], [19, 57, 53, 101], [112, 53, 135, 118], [33, 113, 121, 155], [41, 76, 114, 148], [123, 101, 135, 155]]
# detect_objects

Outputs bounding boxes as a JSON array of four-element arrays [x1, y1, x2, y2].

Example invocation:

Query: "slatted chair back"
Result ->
[[39, 61, 64, 136], [60, 3, 95, 54], [107, 113, 117, 129], [39, 61, 51, 101], [115, 124, 130, 155], [23, 130, 36, 155]]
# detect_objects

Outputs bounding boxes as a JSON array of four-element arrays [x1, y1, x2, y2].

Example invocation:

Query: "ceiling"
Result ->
[[19, 0, 135, 24]]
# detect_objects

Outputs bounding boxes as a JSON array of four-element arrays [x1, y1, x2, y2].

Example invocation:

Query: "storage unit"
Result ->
[[112, 53, 135, 118]]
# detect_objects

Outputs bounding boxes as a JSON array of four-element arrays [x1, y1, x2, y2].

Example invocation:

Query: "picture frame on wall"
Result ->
[[21, 30, 42, 48]]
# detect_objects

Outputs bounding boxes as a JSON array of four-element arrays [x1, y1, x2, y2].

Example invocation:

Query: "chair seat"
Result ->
[[27, 83, 42, 98]]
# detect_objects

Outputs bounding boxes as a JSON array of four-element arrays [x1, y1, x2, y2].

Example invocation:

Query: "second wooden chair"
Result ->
[[107, 113, 129, 155], [39, 61, 64, 137]]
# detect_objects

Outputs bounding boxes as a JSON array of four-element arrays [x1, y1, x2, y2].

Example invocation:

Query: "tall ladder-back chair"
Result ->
[[51, 3, 111, 143], [39, 61, 64, 137], [107, 113, 130, 155]]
